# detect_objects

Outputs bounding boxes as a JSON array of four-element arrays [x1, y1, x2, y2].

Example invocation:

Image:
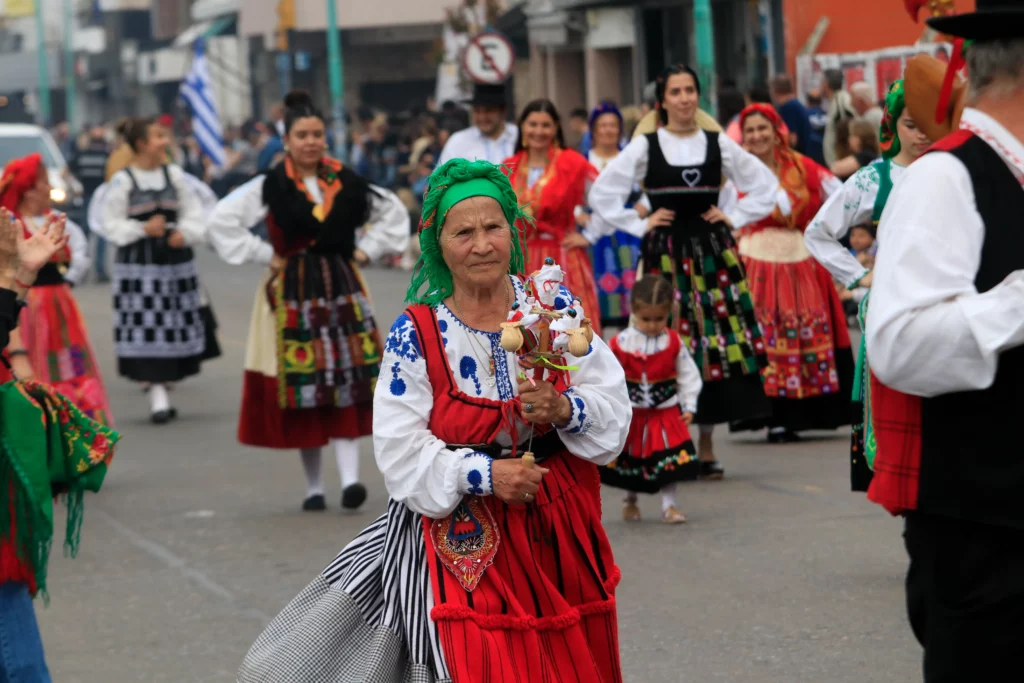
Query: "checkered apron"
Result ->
[[112, 167, 205, 362]]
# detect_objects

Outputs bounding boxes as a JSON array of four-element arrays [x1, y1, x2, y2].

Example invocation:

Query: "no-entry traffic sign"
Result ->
[[462, 31, 515, 85]]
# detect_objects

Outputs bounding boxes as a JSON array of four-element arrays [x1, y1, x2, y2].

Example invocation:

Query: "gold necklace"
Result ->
[[451, 279, 511, 388]]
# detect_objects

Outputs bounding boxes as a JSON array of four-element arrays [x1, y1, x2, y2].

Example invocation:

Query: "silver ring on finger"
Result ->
[[523, 492, 533, 503], [524, 403, 534, 414]]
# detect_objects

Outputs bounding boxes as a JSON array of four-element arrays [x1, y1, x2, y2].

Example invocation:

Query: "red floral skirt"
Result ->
[[601, 405, 699, 493], [736, 228, 852, 431]]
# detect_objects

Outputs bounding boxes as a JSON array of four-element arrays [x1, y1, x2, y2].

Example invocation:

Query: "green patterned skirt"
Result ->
[[641, 221, 770, 424]]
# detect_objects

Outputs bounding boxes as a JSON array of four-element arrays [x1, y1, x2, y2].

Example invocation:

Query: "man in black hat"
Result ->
[[866, 2, 1024, 680], [437, 83, 517, 166]]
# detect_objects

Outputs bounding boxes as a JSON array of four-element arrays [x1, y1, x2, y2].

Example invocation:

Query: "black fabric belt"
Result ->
[[446, 430, 564, 463]]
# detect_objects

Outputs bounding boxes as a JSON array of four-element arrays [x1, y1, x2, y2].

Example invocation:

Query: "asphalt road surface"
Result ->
[[36, 251, 920, 682]]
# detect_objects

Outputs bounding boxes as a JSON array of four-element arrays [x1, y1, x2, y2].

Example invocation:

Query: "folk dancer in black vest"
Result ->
[[207, 91, 410, 512], [589, 64, 777, 478], [866, 4, 1024, 679], [97, 117, 219, 424]]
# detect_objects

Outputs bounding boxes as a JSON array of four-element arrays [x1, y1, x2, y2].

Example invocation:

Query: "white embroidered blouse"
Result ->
[[205, 175, 411, 266], [96, 164, 206, 247], [374, 276, 631, 519]]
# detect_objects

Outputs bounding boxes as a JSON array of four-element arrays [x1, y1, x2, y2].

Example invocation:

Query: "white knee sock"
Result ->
[[333, 438, 360, 489], [661, 483, 678, 512], [149, 384, 170, 413], [300, 448, 324, 498]]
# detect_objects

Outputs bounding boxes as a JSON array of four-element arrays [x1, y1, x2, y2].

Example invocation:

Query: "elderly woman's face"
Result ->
[[440, 195, 512, 291]]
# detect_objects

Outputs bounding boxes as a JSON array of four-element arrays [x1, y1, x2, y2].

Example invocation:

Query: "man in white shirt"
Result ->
[[865, 4, 1024, 679], [437, 83, 518, 165]]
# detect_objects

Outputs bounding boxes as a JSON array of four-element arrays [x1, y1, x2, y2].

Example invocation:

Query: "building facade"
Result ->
[[240, 0, 450, 118]]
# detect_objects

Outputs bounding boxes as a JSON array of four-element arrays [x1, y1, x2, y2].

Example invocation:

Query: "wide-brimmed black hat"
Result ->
[[927, 0, 1024, 40], [464, 83, 508, 107]]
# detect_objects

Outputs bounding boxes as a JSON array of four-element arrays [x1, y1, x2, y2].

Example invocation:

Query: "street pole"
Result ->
[[64, 0, 76, 129], [693, 0, 716, 116], [325, 0, 347, 163], [35, 0, 52, 125]]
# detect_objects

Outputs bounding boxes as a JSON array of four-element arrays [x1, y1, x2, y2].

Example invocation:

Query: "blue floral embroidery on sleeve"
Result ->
[[460, 453, 494, 496], [558, 387, 592, 436], [384, 314, 421, 362], [459, 356, 482, 395]]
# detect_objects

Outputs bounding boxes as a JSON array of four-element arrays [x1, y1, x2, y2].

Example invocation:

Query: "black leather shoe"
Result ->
[[341, 483, 367, 510], [302, 494, 326, 511], [151, 409, 173, 425], [767, 429, 801, 444]]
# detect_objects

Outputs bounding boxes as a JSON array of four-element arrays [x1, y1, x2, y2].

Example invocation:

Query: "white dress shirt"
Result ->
[[866, 108, 1024, 397], [587, 129, 778, 240], [804, 160, 907, 290], [205, 175, 410, 266], [437, 122, 518, 166]]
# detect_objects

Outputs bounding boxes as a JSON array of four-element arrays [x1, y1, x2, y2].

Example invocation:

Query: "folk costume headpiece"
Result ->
[[0, 153, 44, 213], [406, 159, 528, 306], [739, 103, 788, 149], [879, 80, 907, 159], [588, 101, 624, 140]]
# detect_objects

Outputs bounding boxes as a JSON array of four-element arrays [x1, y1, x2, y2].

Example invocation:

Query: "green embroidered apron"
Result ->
[[851, 160, 894, 472]]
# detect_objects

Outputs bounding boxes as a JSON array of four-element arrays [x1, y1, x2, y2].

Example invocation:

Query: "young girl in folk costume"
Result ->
[[97, 116, 217, 424], [503, 99, 604, 336], [0, 154, 112, 425], [804, 80, 932, 491], [589, 64, 778, 478], [602, 276, 702, 524], [725, 103, 853, 442], [582, 102, 648, 328], [207, 91, 410, 512]]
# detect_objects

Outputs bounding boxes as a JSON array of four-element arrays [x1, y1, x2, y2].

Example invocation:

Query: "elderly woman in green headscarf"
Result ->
[[803, 79, 933, 492], [239, 158, 630, 683]]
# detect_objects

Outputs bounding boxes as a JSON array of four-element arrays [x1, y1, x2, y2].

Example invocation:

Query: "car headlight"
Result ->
[[50, 188, 66, 203]]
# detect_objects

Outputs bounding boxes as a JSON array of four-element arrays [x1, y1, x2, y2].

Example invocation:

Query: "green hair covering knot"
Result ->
[[879, 79, 906, 160]]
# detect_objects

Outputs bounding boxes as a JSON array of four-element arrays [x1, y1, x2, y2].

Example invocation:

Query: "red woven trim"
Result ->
[[925, 129, 973, 154], [431, 597, 616, 631]]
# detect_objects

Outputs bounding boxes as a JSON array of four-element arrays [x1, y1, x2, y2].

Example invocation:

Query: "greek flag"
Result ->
[[180, 38, 226, 167]]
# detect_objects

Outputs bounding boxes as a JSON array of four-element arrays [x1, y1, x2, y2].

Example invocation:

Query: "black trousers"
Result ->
[[904, 513, 1024, 682]]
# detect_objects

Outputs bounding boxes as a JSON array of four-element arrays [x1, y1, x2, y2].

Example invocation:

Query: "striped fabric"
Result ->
[[238, 501, 452, 682], [180, 38, 226, 168]]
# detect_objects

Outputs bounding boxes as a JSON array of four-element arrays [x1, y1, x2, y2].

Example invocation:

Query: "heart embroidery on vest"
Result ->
[[681, 169, 702, 187]]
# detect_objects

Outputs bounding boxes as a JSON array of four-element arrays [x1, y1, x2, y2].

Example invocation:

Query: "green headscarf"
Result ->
[[879, 79, 906, 159], [406, 159, 529, 306]]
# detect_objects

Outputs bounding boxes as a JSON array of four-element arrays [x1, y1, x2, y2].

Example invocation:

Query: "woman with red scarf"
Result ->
[[503, 99, 602, 335], [0, 154, 112, 425], [725, 103, 852, 442]]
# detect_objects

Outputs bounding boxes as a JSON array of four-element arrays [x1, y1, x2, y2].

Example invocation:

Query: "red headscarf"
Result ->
[[737, 103, 831, 231], [0, 153, 45, 215]]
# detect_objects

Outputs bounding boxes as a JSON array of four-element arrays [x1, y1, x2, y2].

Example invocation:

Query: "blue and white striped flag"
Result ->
[[180, 38, 226, 167]]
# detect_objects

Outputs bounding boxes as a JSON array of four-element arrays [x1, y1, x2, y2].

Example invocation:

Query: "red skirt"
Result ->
[[526, 237, 603, 338], [427, 452, 621, 683], [737, 228, 852, 431], [600, 405, 699, 493], [4, 284, 113, 426]]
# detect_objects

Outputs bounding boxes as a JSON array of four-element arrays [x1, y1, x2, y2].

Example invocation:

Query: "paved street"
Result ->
[[37, 251, 920, 682]]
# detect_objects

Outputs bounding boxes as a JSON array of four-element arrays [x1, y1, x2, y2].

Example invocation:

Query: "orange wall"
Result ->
[[783, 0, 975, 74]]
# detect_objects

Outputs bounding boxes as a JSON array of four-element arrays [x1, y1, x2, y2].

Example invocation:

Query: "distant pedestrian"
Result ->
[[70, 124, 112, 282], [771, 74, 812, 155], [437, 83, 517, 165]]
